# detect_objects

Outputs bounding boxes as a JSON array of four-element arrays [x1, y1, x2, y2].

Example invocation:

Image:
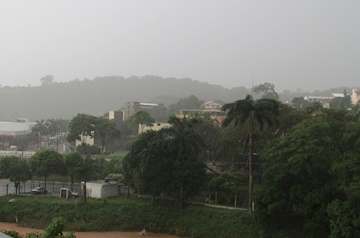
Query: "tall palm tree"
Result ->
[[76, 155, 98, 203], [222, 95, 279, 213], [32, 119, 49, 148]]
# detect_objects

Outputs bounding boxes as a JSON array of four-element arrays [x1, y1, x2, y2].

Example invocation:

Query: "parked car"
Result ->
[[32, 187, 47, 194], [68, 189, 79, 198]]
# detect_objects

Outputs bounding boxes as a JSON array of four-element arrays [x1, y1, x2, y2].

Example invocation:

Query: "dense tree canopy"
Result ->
[[67, 114, 97, 144], [94, 117, 120, 153], [30, 149, 65, 189], [127, 110, 155, 134], [253, 82, 279, 101], [255, 110, 360, 237], [123, 116, 207, 207], [0, 156, 31, 194], [65, 152, 83, 189]]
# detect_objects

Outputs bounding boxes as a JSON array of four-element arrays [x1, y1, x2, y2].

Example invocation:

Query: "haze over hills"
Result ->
[[0, 76, 355, 121]]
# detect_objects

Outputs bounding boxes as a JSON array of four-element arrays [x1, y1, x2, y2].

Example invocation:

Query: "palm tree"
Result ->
[[32, 119, 49, 148], [76, 155, 98, 203], [163, 116, 207, 208], [222, 95, 279, 213]]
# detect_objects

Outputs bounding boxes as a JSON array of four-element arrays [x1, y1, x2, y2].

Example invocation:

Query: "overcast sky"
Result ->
[[0, 0, 359, 92]]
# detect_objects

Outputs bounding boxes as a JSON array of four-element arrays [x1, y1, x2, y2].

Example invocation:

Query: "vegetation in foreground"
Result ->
[[0, 195, 259, 238]]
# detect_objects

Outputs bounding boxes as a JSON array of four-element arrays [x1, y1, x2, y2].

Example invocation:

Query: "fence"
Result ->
[[0, 179, 81, 196]]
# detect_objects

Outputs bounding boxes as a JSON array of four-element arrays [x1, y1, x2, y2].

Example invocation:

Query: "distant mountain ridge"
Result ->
[[0, 75, 352, 121]]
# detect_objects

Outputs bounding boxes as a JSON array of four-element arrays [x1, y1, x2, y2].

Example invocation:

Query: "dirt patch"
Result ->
[[0, 222, 177, 238]]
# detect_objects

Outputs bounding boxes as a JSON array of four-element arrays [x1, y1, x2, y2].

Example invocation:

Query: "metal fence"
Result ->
[[0, 179, 81, 197]]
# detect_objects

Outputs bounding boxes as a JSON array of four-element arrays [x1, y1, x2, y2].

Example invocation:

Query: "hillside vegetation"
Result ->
[[0, 75, 352, 121], [0, 195, 259, 238]]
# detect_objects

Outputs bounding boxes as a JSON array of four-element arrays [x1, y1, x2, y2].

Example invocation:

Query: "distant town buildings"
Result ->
[[123, 102, 159, 121], [303, 88, 359, 108], [0, 121, 35, 150], [103, 110, 123, 129], [200, 101, 223, 110], [351, 88, 359, 105]]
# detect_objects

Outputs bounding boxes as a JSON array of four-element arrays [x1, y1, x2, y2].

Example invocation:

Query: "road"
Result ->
[[0, 222, 177, 238]]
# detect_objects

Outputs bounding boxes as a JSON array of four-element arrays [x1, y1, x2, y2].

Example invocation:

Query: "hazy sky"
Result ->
[[1, 0, 359, 92]]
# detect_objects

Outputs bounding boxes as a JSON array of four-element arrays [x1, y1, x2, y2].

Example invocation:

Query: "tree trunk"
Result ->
[[83, 182, 87, 203], [248, 132, 254, 213], [56, 134, 59, 152], [179, 185, 184, 209]]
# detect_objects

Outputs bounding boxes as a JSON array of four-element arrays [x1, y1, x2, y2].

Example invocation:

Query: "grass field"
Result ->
[[0, 195, 260, 238]]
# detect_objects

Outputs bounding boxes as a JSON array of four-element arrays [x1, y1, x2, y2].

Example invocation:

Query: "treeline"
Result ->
[[0, 76, 250, 121], [122, 94, 360, 237], [0, 75, 353, 121]]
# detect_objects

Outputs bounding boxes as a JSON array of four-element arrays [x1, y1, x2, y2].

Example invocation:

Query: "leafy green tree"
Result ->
[[40, 75, 54, 86], [255, 110, 357, 237], [167, 95, 205, 114], [65, 152, 83, 189], [222, 95, 279, 213], [94, 117, 120, 153], [208, 126, 245, 170], [186, 111, 232, 172], [0, 156, 31, 194], [128, 110, 155, 133], [76, 144, 101, 155], [47, 118, 69, 151], [123, 130, 170, 203], [253, 82, 279, 101], [30, 149, 65, 189], [124, 116, 207, 207], [305, 101, 324, 115], [326, 120, 360, 238], [209, 172, 247, 206], [67, 113, 97, 152], [291, 96, 312, 111]]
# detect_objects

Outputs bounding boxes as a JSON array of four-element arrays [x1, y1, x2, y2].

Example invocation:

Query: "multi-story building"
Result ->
[[123, 102, 159, 121], [103, 110, 123, 129], [351, 88, 359, 105], [303, 96, 334, 108]]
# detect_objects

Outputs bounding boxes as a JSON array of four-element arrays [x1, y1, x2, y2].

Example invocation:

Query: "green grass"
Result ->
[[0, 195, 261, 237], [111, 151, 129, 158]]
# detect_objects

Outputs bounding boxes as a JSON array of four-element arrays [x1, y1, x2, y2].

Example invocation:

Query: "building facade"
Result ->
[[123, 102, 159, 121]]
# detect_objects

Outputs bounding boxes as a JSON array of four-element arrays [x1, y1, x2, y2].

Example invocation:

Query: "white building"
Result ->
[[201, 101, 223, 110], [351, 88, 359, 105], [82, 180, 118, 198]]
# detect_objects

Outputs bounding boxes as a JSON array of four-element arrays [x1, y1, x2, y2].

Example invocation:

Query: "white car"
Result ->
[[32, 187, 47, 194], [69, 189, 79, 198]]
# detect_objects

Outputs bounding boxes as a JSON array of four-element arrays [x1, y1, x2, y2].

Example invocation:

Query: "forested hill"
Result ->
[[0, 76, 251, 121], [0, 75, 351, 121]]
